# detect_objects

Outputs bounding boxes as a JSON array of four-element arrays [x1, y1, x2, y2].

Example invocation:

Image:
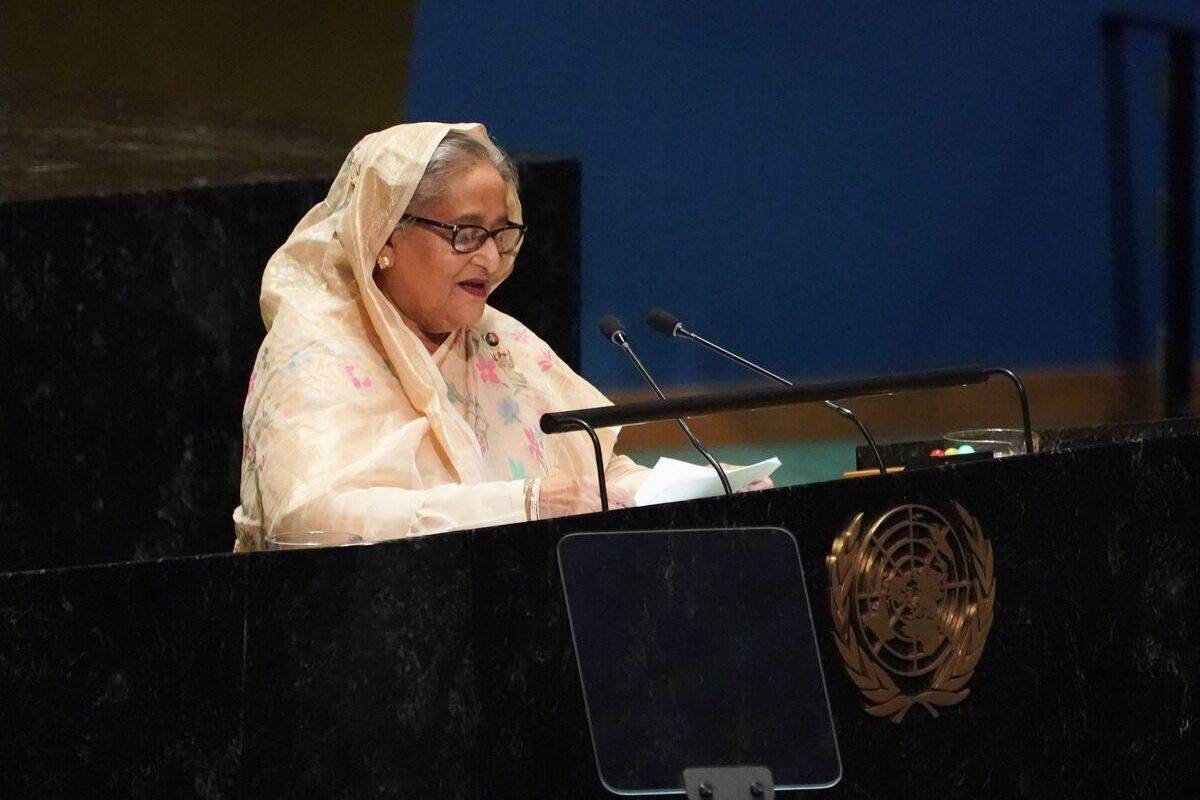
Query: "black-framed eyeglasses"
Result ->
[[401, 214, 527, 255]]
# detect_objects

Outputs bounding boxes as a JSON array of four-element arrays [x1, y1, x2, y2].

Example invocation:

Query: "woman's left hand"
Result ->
[[719, 464, 774, 493]]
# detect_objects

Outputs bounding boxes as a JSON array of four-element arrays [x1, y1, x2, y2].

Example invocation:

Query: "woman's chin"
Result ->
[[456, 303, 487, 329], [409, 300, 487, 337], [434, 313, 484, 336]]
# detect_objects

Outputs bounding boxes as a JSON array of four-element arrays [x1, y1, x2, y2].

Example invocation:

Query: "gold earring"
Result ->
[[377, 255, 392, 270]]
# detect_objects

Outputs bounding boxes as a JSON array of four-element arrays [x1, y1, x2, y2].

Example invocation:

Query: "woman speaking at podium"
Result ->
[[232, 123, 649, 550]]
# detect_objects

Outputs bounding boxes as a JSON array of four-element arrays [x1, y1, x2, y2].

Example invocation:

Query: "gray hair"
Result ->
[[406, 130, 519, 213]]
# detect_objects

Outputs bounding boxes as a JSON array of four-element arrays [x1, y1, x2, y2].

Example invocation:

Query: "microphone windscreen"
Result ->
[[646, 308, 682, 336], [598, 315, 626, 342]]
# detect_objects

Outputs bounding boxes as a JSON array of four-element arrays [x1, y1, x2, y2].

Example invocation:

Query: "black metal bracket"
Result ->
[[543, 364, 1032, 441], [983, 367, 1035, 455], [552, 416, 609, 512], [683, 766, 775, 800], [541, 365, 1036, 508]]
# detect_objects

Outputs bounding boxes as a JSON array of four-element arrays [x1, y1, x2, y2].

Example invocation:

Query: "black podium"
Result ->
[[2, 419, 1198, 798]]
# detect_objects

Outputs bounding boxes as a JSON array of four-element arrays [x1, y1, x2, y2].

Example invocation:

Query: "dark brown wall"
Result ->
[[2, 0, 416, 135]]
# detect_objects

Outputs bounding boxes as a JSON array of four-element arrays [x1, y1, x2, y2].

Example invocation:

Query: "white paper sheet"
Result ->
[[634, 456, 782, 506]]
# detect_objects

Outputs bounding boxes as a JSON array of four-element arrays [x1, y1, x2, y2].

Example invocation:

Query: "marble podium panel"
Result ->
[[1, 422, 1197, 798]]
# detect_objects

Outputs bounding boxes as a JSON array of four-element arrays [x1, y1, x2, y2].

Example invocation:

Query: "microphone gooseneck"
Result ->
[[644, 308, 887, 475], [598, 316, 733, 496]]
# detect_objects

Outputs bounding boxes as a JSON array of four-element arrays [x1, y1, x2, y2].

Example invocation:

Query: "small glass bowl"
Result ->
[[265, 531, 365, 550], [944, 428, 1040, 458]]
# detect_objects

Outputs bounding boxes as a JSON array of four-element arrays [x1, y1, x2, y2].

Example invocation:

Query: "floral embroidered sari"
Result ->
[[233, 122, 646, 550]]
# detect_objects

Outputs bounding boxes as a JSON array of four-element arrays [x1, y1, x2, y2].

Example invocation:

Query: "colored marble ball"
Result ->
[[930, 445, 976, 458]]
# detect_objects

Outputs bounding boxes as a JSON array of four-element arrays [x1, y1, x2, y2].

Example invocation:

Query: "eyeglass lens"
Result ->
[[453, 226, 523, 254]]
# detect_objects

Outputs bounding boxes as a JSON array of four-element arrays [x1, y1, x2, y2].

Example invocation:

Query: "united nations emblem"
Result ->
[[827, 503, 995, 723]]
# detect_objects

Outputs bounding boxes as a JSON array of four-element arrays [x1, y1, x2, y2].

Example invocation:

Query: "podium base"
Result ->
[[683, 766, 774, 800]]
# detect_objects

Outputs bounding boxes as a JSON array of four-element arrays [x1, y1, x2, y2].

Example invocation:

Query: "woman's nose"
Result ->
[[475, 236, 502, 269]]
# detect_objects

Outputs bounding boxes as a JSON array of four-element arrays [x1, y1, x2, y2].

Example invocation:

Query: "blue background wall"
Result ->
[[405, 1, 1200, 390]]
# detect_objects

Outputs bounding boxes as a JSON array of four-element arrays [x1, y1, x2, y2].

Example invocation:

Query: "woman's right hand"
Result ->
[[537, 475, 634, 519]]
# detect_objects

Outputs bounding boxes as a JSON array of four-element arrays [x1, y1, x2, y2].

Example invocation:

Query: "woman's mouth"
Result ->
[[458, 279, 487, 298]]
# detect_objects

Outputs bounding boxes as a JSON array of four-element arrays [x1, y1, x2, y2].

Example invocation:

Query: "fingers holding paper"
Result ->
[[738, 477, 774, 492], [720, 463, 775, 493]]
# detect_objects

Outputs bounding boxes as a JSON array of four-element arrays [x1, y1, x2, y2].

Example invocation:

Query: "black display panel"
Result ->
[[558, 527, 841, 795]]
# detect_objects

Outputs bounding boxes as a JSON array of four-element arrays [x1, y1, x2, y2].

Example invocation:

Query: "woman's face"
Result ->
[[375, 161, 512, 351]]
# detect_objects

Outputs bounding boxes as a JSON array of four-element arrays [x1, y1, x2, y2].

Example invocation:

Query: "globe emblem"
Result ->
[[851, 505, 975, 678], [828, 502, 995, 721]]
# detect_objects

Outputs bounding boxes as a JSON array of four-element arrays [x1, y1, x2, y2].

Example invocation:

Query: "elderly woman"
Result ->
[[233, 123, 651, 550]]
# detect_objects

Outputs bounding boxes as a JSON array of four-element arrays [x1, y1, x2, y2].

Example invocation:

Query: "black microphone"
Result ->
[[646, 308, 887, 474], [598, 315, 733, 495]]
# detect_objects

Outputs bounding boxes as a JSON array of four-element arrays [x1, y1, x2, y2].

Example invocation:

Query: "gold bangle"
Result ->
[[529, 478, 541, 521], [523, 478, 535, 522]]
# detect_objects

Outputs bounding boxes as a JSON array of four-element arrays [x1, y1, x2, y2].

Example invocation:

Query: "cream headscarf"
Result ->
[[234, 122, 645, 549]]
